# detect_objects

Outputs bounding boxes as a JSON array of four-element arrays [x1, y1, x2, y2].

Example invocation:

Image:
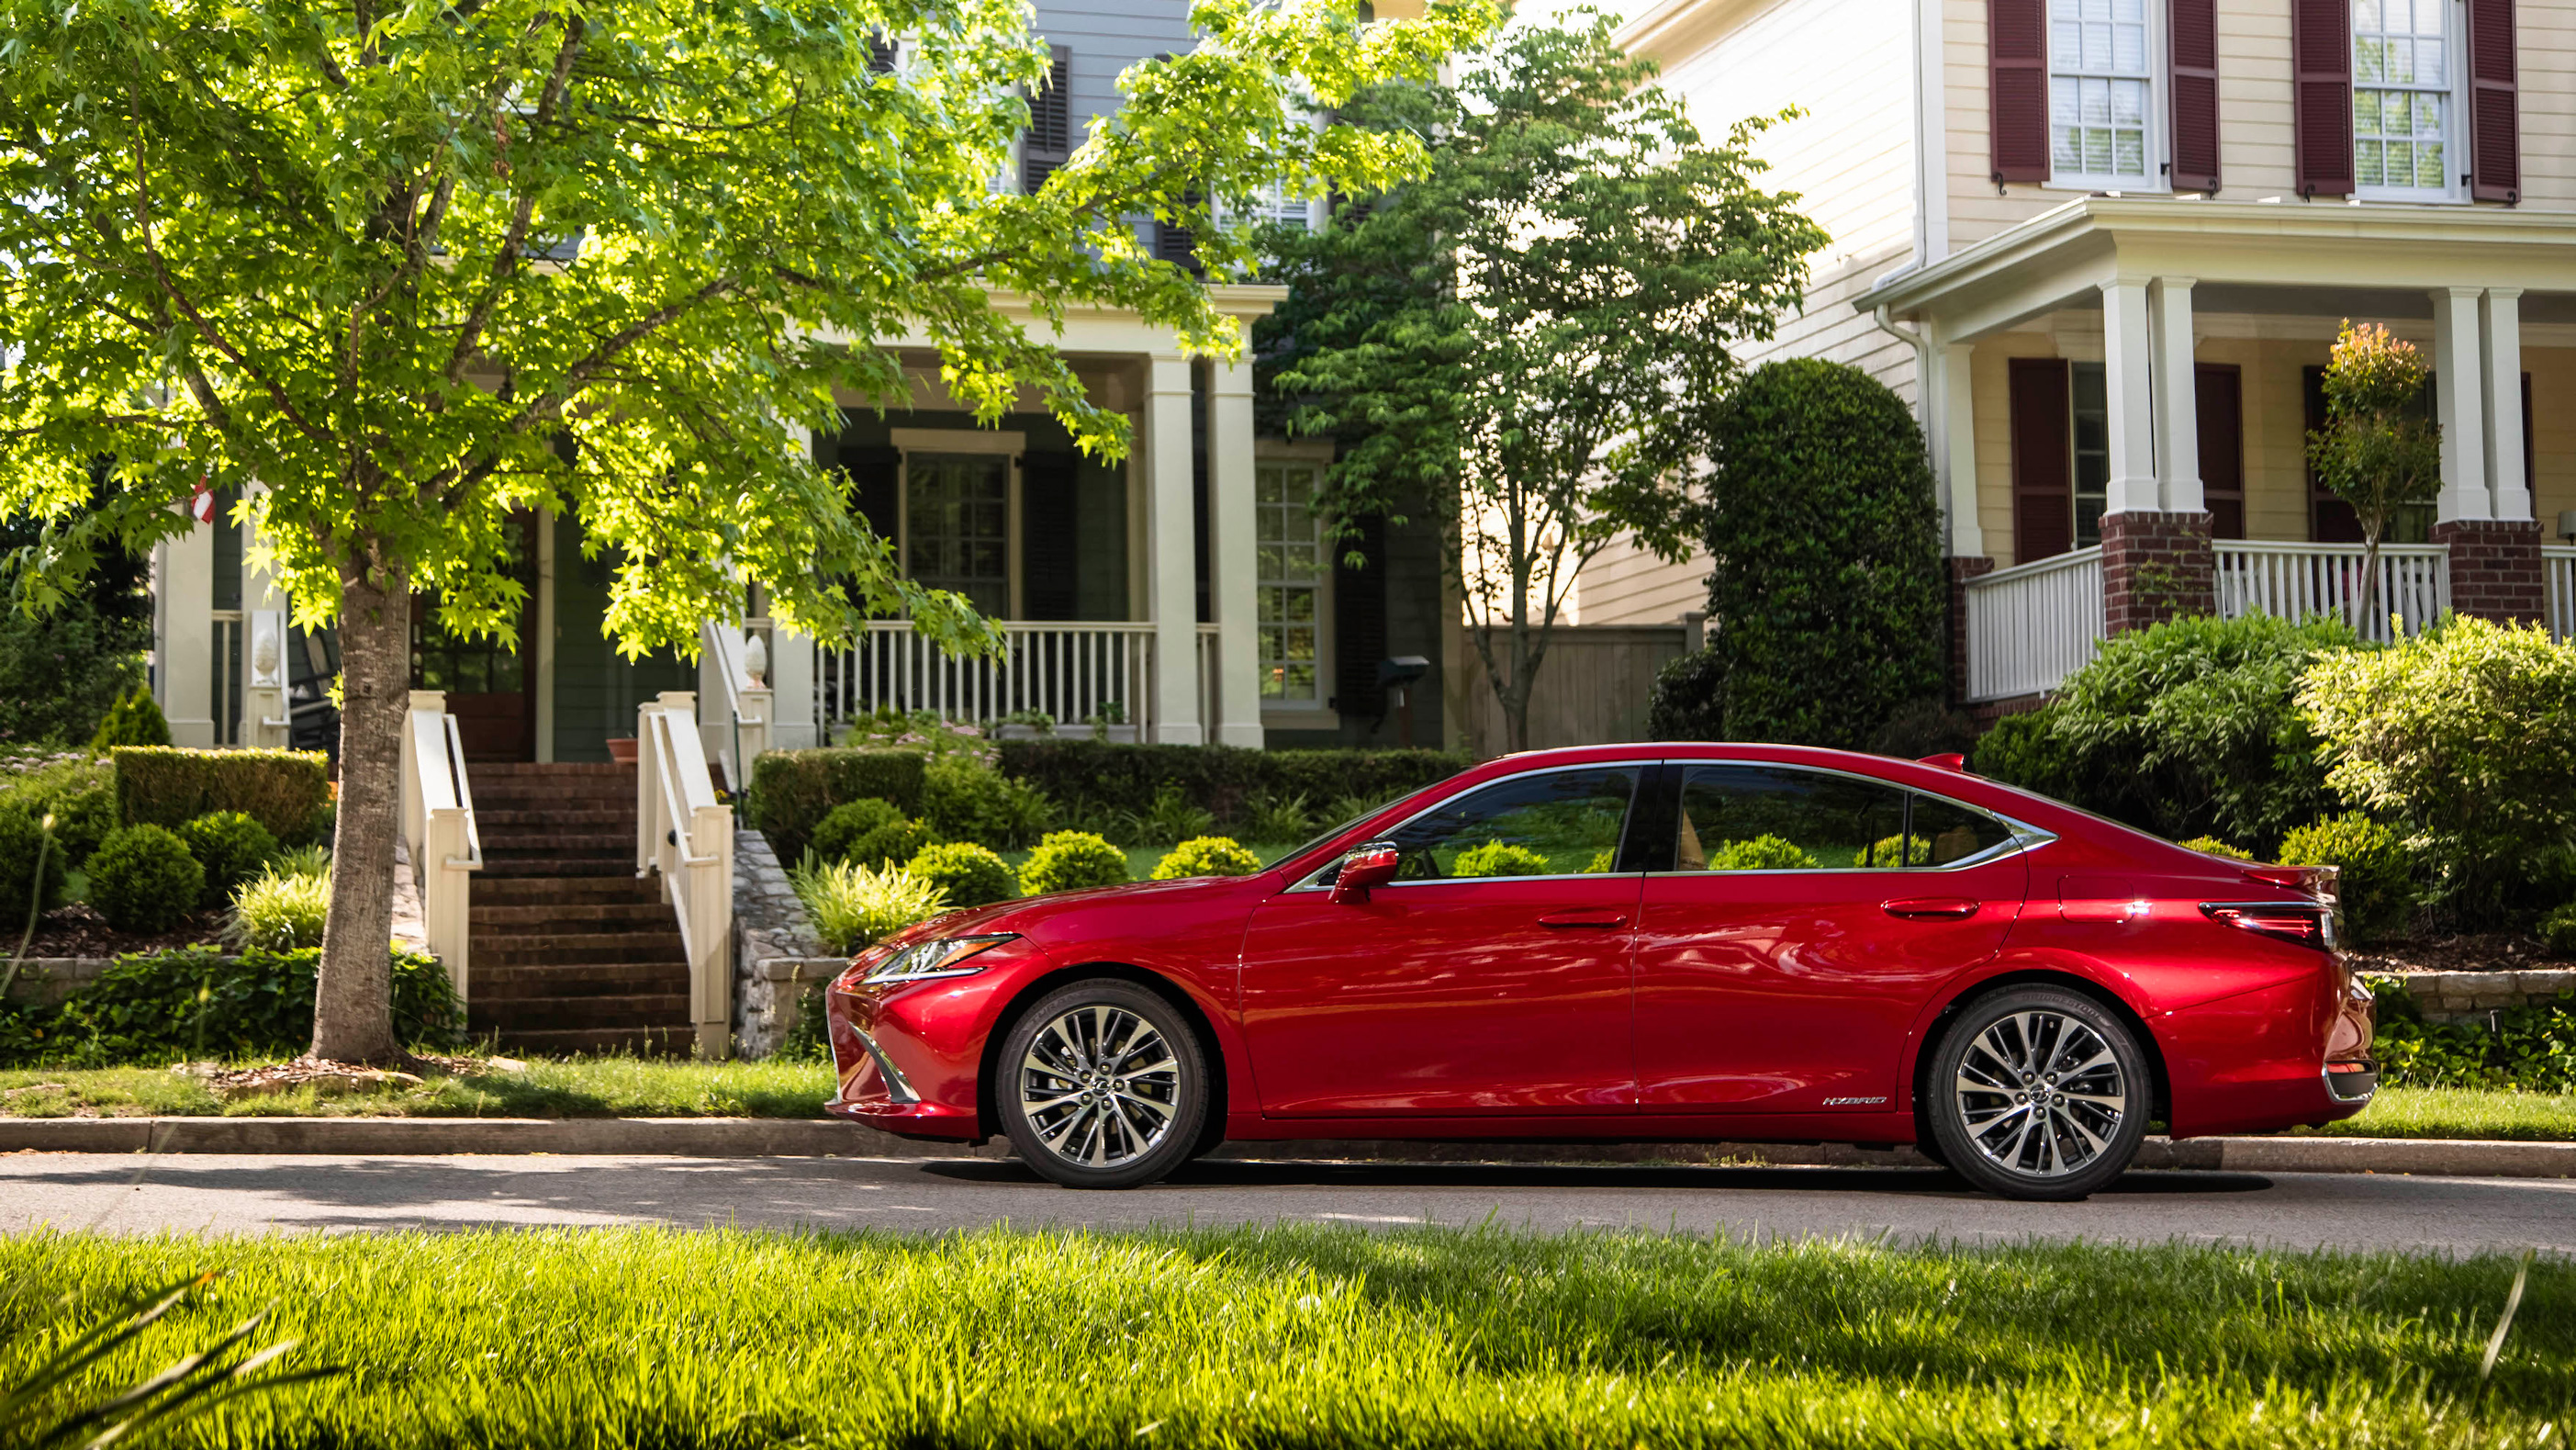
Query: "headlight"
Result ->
[[861, 934, 1018, 985]]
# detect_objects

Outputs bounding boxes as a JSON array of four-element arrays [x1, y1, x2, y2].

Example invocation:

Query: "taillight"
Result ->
[[2201, 901, 2336, 950]]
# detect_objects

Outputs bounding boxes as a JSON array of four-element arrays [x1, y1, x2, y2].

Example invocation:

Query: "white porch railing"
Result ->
[[2546, 545, 2576, 643], [210, 609, 243, 747], [2214, 540, 2447, 645], [698, 621, 774, 792], [637, 691, 734, 1058], [398, 690, 483, 999], [1963, 547, 2105, 703], [818, 622, 1160, 738]]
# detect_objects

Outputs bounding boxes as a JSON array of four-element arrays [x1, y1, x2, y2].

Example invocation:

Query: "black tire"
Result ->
[[998, 980, 1209, 1189], [1924, 986, 2149, 1201]]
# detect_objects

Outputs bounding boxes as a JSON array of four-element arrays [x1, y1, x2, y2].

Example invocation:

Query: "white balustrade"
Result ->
[[398, 690, 483, 999], [817, 622, 1159, 738], [698, 621, 773, 791], [637, 691, 734, 1058], [2546, 546, 2576, 644], [1963, 548, 2106, 703], [2213, 540, 2447, 645]]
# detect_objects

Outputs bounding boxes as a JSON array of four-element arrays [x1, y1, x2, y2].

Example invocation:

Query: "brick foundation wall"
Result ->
[[2099, 511, 2216, 634], [2431, 518, 2546, 624], [1947, 556, 1994, 706]]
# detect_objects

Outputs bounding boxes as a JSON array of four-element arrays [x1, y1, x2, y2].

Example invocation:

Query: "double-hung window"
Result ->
[[1255, 463, 1326, 706], [2354, 0, 2457, 197], [2047, 0, 2156, 188]]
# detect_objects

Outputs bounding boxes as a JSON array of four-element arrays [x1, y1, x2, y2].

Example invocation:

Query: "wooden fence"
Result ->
[[1452, 624, 1690, 758]]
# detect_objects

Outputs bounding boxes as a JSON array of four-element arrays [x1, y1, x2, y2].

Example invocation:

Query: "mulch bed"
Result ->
[[2344, 932, 2573, 975], [175, 1053, 519, 1101], [13, 904, 227, 960]]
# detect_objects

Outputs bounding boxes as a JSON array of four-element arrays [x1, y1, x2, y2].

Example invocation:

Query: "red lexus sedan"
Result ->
[[823, 745, 2377, 1200]]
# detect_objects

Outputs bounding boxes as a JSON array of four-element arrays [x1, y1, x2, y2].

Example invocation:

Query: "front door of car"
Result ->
[[1632, 763, 2028, 1113], [1238, 762, 1649, 1118]]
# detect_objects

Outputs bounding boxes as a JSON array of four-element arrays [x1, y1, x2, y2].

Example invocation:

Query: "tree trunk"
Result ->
[[2355, 530, 2384, 639], [309, 561, 411, 1064]]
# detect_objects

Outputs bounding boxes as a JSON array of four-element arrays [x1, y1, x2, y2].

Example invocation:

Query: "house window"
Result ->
[[1256, 462, 1326, 704], [906, 455, 1010, 617], [2048, 0, 2156, 186], [2070, 362, 2111, 547], [2354, 0, 2456, 197]]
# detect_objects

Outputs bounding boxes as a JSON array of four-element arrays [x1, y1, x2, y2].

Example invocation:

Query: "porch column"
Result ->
[[2098, 275, 2214, 635], [769, 624, 819, 750], [2431, 287, 2491, 523], [155, 511, 218, 747], [242, 482, 294, 749], [2481, 288, 2530, 522], [2099, 278, 2158, 517], [2436, 286, 2547, 624], [2149, 277, 2202, 513], [1206, 356, 1264, 747], [1143, 354, 1204, 744], [1934, 342, 1983, 557]]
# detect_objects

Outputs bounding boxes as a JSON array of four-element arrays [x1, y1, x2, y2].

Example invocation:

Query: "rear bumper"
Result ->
[[2161, 964, 2376, 1138]]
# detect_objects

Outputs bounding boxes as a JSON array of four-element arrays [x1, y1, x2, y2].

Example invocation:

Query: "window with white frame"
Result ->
[[2354, 0, 2456, 197], [1256, 463, 1326, 705], [2047, 0, 2156, 187]]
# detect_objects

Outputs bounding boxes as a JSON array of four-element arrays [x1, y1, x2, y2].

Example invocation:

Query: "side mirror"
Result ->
[[1330, 842, 1402, 904]]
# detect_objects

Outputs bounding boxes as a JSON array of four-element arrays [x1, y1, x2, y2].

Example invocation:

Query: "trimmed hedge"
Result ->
[[747, 749, 928, 861], [995, 742, 1468, 833], [113, 747, 330, 845]]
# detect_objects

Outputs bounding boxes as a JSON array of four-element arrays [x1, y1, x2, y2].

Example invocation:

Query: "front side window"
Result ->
[[1674, 766, 2014, 871], [2354, 0, 2453, 196], [1256, 463, 1326, 703], [2048, 0, 2154, 186], [1379, 767, 1640, 881]]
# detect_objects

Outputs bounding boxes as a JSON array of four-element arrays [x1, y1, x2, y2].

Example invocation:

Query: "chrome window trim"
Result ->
[[1284, 759, 1663, 893], [1652, 759, 2045, 876]]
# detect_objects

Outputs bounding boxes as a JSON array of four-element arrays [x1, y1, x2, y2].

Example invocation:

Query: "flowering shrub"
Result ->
[[1150, 837, 1264, 880]]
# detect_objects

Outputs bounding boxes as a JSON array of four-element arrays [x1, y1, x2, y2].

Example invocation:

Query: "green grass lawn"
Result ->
[[2295, 1085, 2576, 1141], [3, 1226, 2566, 1448]]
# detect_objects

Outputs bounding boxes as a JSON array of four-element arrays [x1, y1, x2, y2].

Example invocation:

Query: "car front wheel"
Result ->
[[998, 980, 1208, 1189], [1925, 986, 2149, 1201]]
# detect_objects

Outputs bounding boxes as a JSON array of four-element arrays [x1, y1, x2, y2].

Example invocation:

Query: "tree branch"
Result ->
[[445, 12, 588, 384]]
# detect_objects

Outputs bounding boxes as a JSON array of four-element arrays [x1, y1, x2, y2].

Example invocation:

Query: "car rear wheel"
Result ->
[[999, 980, 1208, 1189], [1926, 986, 2148, 1201]]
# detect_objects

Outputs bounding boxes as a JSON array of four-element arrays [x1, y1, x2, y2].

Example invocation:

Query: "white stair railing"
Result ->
[[2213, 540, 2447, 644], [699, 621, 772, 792], [1963, 547, 2106, 703], [637, 691, 734, 1058], [398, 690, 483, 999], [2545, 545, 2576, 644]]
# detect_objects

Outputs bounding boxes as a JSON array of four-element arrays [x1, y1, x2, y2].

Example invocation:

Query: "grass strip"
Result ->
[[1, 1225, 2566, 1448]]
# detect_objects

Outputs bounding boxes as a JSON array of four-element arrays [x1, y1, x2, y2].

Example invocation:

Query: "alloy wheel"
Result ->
[[1951, 1008, 2128, 1178], [1018, 1004, 1182, 1169]]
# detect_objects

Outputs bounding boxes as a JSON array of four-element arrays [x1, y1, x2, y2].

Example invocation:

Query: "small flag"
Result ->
[[189, 476, 216, 525]]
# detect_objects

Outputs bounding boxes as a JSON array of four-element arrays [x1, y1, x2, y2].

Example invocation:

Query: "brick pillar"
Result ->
[[2432, 518, 2547, 624], [1948, 556, 1994, 705], [2099, 511, 2216, 635]]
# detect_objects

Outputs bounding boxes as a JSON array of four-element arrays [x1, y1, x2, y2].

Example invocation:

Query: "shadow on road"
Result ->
[[916, 1157, 2278, 1197]]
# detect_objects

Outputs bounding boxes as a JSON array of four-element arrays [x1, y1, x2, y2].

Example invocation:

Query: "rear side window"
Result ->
[[1381, 766, 1641, 880], [1674, 765, 2014, 871]]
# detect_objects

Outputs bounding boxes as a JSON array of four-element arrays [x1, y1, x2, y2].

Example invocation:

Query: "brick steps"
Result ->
[[470, 963, 691, 1000]]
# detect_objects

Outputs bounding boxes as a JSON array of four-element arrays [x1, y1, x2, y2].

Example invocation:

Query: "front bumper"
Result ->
[[822, 958, 1019, 1143]]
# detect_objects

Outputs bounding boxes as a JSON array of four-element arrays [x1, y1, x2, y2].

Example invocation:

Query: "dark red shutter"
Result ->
[[2293, 0, 2354, 197], [2470, 0, 2520, 202], [1021, 46, 1071, 194], [1988, 0, 2049, 185], [2168, 0, 2221, 192], [2010, 358, 2073, 562], [2196, 365, 2244, 540]]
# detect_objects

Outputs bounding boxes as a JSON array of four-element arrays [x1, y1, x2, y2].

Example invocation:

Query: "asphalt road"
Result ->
[[2, 1153, 2570, 1254]]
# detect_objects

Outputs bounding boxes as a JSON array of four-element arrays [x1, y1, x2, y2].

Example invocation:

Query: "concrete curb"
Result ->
[[0, 1117, 2566, 1176]]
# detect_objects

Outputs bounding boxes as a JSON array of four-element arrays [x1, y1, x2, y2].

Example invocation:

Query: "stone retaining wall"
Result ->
[[731, 827, 843, 1059], [1, 957, 112, 1007], [2378, 968, 2576, 1023]]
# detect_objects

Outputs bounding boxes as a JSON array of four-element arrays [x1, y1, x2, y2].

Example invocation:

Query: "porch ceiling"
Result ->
[[1860, 197, 2576, 345]]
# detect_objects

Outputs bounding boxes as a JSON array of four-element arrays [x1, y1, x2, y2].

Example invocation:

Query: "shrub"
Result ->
[[269, 844, 330, 879], [1994, 613, 2360, 850], [1867, 833, 1932, 866], [111, 747, 330, 845], [2278, 813, 2414, 945], [1667, 359, 1945, 748], [23, 945, 459, 1064], [835, 709, 998, 762], [745, 749, 929, 861], [88, 685, 170, 749], [1123, 782, 1215, 848], [225, 866, 330, 951], [2366, 979, 2576, 1093], [905, 841, 1019, 906], [1708, 835, 1818, 871], [1451, 840, 1551, 877], [922, 754, 1054, 849], [2300, 616, 2576, 915], [2541, 902, 2576, 959], [2178, 837, 2255, 861], [790, 859, 951, 955], [0, 753, 116, 863], [812, 799, 931, 869], [994, 740, 1468, 837], [1151, 837, 1264, 881], [1242, 792, 1316, 844], [84, 825, 204, 935], [0, 804, 67, 925], [177, 810, 280, 908], [0, 566, 149, 749], [1019, 831, 1130, 895], [1645, 646, 1727, 743], [1968, 708, 2078, 803]]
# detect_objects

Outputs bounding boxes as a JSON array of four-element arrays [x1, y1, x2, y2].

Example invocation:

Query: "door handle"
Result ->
[[1538, 909, 1629, 928], [1883, 897, 1980, 920]]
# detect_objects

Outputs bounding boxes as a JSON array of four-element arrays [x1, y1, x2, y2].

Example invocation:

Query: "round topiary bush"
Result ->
[[1866, 833, 1931, 867], [1019, 830, 1130, 895], [1450, 840, 1551, 877], [811, 798, 931, 870], [85, 824, 205, 935], [177, 809, 280, 908], [2278, 813, 2415, 945], [904, 841, 1019, 906], [1706, 835, 1818, 871], [1151, 836, 1264, 881], [0, 804, 68, 923]]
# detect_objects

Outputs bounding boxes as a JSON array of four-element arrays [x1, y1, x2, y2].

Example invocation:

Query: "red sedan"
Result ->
[[823, 745, 2377, 1200]]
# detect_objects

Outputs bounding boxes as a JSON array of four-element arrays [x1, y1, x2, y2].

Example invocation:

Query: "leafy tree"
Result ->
[[0, 484, 151, 747], [1261, 15, 1826, 752], [0, 0, 1494, 1062], [2306, 320, 2441, 632]]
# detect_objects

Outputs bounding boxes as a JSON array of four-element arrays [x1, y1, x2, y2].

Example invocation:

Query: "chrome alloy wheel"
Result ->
[[1952, 1009, 2128, 1178], [1018, 1005, 1182, 1168]]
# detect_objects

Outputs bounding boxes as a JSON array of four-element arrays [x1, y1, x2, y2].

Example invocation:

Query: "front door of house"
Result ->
[[906, 454, 1010, 617], [413, 511, 539, 761]]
